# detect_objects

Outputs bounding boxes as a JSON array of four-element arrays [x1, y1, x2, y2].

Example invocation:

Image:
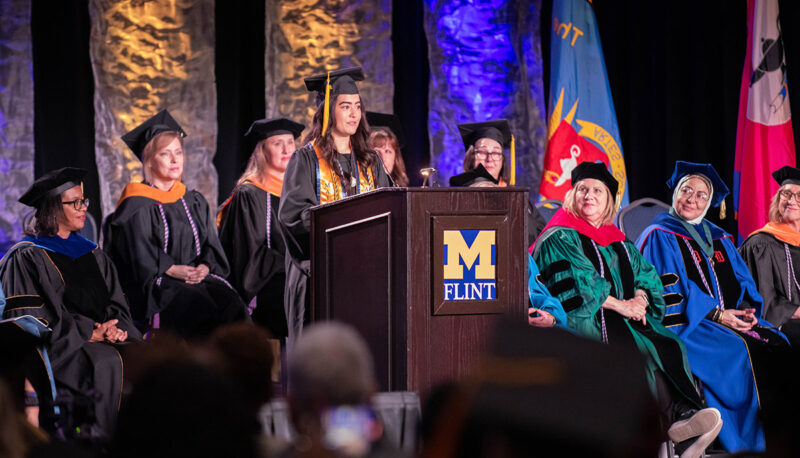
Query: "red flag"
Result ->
[[539, 119, 610, 202]]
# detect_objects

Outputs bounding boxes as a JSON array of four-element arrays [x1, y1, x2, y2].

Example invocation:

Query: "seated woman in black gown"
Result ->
[[106, 110, 247, 338], [218, 117, 305, 341], [0, 167, 141, 439], [279, 67, 393, 347]]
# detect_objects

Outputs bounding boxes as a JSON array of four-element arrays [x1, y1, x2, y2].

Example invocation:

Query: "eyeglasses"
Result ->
[[61, 198, 90, 210], [474, 149, 503, 161], [780, 190, 800, 202], [678, 186, 709, 202]]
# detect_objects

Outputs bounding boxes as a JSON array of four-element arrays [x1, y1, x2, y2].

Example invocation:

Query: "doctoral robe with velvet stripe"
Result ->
[[0, 238, 141, 437], [533, 226, 700, 409], [637, 212, 787, 452]]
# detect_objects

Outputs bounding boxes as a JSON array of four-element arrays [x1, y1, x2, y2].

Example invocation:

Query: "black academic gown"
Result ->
[[106, 187, 248, 337], [278, 144, 393, 348], [218, 183, 287, 338], [0, 237, 142, 439], [740, 231, 800, 344]]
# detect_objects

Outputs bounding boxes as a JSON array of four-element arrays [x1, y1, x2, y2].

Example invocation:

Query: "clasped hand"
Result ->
[[719, 308, 758, 331], [605, 295, 648, 325], [90, 319, 128, 343], [166, 264, 210, 284]]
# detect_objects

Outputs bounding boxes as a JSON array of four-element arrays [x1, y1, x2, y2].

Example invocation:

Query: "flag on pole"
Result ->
[[734, 0, 796, 242], [539, 0, 628, 205]]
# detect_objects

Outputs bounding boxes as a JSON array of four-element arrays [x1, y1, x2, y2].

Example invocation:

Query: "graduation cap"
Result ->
[[304, 67, 365, 137], [122, 109, 187, 160], [449, 164, 498, 187], [366, 112, 406, 148], [19, 167, 87, 208], [772, 165, 800, 187], [666, 161, 729, 208], [458, 119, 517, 185], [570, 161, 619, 199], [244, 118, 305, 142]]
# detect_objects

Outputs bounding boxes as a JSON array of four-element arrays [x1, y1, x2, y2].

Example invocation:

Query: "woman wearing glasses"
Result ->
[[637, 161, 787, 453], [740, 166, 800, 346], [453, 119, 546, 243], [0, 167, 141, 438], [105, 110, 247, 338]]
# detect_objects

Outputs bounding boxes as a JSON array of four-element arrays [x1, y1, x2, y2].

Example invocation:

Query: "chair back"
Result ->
[[617, 198, 670, 242]]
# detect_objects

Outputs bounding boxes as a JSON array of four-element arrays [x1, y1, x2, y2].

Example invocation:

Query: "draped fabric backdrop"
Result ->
[[264, 0, 394, 131], [423, 0, 547, 189], [0, 0, 34, 245], [89, 0, 218, 218]]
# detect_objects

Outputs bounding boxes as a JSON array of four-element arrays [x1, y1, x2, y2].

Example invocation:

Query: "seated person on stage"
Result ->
[[278, 67, 393, 347], [526, 253, 567, 329], [532, 162, 721, 458], [366, 111, 410, 187], [106, 110, 247, 338], [0, 167, 141, 439], [740, 165, 800, 346], [218, 118, 305, 342], [637, 161, 788, 453], [452, 119, 546, 244], [286, 322, 400, 457]]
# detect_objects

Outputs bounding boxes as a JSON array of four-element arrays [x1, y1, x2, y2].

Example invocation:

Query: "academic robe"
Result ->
[[278, 144, 393, 348], [533, 210, 701, 412], [218, 181, 287, 338], [0, 234, 142, 438], [106, 182, 247, 337], [637, 212, 788, 452], [527, 254, 568, 327], [739, 227, 800, 345]]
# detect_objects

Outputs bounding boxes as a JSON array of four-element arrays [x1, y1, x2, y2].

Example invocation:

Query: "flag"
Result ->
[[539, 0, 628, 205], [734, 0, 795, 242]]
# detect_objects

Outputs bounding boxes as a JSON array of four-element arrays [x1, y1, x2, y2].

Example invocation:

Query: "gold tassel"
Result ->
[[321, 71, 332, 136], [720, 199, 727, 219], [510, 134, 516, 186]]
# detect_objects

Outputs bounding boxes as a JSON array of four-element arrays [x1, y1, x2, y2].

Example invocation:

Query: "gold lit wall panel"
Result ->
[[89, 0, 218, 218]]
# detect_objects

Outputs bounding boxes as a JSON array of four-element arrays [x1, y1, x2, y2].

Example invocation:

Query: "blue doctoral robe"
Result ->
[[527, 254, 567, 327], [637, 212, 785, 452]]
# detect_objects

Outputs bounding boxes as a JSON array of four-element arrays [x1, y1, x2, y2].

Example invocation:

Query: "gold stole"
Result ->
[[315, 145, 376, 204]]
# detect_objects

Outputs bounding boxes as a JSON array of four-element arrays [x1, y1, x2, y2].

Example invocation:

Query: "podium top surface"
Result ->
[[309, 186, 530, 212]]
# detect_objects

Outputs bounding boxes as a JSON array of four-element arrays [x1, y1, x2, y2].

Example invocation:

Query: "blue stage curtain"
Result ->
[[423, 0, 547, 189], [89, 0, 219, 218], [0, 0, 34, 246]]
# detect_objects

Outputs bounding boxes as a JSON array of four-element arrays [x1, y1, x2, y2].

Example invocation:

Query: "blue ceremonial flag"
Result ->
[[539, 0, 629, 206]]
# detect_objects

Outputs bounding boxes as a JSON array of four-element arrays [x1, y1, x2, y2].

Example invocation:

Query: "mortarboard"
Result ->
[[245, 118, 305, 142], [571, 161, 619, 199], [366, 112, 406, 148], [121, 109, 187, 160], [19, 167, 87, 208], [304, 67, 365, 137], [666, 161, 729, 208], [772, 165, 800, 187], [449, 164, 499, 187]]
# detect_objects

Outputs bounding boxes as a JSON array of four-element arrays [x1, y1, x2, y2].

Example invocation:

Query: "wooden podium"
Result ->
[[309, 187, 528, 394]]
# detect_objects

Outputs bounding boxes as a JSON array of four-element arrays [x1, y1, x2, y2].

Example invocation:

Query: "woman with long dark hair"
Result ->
[[105, 110, 247, 338], [278, 67, 393, 347]]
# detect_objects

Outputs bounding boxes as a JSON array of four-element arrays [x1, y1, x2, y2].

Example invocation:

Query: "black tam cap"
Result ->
[[458, 119, 512, 150], [122, 109, 187, 160], [772, 165, 800, 187], [245, 118, 305, 142], [571, 161, 619, 198], [449, 164, 499, 187], [304, 67, 365, 104], [366, 112, 406, 148], [19, 167, 87, 208]]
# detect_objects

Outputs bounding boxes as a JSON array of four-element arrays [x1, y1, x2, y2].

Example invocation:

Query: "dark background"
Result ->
[[31, 0, 800, 234]]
